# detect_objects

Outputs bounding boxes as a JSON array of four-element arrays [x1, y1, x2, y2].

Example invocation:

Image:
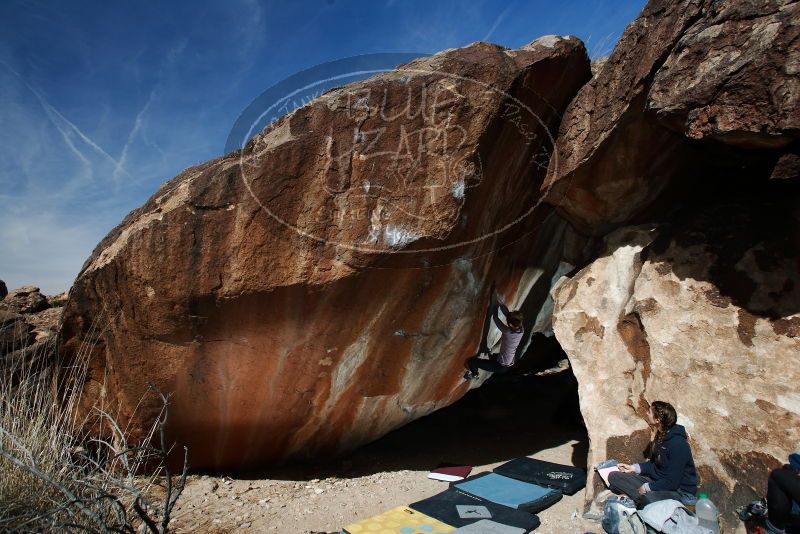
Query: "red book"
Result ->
[[428, 463, 472, 482]]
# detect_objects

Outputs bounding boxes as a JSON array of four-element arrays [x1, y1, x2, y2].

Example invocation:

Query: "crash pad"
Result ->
[[452, 472, 561, 514], [341, 506, 455, 534], [493, 457, 587, 495], [409, 488, 539, 530], [452, 519, 528, 533]]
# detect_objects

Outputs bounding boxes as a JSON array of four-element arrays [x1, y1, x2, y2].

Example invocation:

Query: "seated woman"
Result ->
[[765, 453, 800, 534], [608, 401, 698, 507]]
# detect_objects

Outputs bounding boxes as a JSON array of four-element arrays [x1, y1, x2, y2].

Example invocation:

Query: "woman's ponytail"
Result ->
[[644, 401, 677, 462]]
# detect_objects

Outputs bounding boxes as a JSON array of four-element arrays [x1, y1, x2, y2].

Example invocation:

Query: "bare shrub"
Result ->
[[0, 321, 187, 533]]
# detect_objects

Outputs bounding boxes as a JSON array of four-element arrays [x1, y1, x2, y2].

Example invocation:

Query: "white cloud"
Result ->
[[114, 89, 156, 184], [0, 212, 104, 294], [482, 2, 515, 42], [584, 31, 618, 60]]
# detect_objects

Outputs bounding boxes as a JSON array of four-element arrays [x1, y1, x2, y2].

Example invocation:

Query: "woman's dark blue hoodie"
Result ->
[[639, 424, 698, 494]]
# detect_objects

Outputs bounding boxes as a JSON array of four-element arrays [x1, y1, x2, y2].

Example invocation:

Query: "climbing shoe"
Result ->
[[737, 498, 768, 521], [463, 370, 479, 380]]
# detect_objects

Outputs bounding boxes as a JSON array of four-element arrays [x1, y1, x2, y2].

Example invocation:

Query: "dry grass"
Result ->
[[0, 322, 186, 533]]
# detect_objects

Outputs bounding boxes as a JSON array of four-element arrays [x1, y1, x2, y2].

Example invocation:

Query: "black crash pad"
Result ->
[[493, 457, 586, 495], [409, 488, 540, 531]]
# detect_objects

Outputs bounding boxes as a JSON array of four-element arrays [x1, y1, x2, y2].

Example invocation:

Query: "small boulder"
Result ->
[[48, 292, 69, 308], [3, 340, 53, 367], [0, 288, 62, 356], [0, 315, 33, 355], [5, 285, 39, 299], [26, 307, 63, 342], [2, 286, 50, 314], [0, 309, 20, 327]]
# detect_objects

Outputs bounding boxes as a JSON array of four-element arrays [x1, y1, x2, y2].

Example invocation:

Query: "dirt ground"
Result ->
[[170, 369, 602, 533]]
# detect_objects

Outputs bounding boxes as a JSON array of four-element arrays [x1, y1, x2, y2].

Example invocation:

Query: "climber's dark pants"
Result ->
[[768, 466, 800, 530], [608, 471, 687, 508], [466, 353, 512, 375]]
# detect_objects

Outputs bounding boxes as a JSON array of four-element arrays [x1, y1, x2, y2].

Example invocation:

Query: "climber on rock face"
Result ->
[[464, 287, 524, 380]]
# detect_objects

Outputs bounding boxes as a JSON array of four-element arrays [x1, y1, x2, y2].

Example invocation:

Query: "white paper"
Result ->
[[597, 465, 620, 486]]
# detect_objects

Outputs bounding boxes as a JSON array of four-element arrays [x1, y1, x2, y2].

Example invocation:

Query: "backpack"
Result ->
[[602, 496, 646, 534]]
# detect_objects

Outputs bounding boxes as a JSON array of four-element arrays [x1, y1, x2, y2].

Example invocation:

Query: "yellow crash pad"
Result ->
[[342, 506, 455, 534]]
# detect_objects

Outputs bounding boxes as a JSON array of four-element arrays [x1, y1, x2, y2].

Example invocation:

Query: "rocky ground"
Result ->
[[169, 368, 598, 534]]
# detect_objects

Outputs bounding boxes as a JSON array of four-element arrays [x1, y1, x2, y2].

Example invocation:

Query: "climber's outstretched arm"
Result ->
[[492, 302, 510, 333], [498, 300, 510, 316]]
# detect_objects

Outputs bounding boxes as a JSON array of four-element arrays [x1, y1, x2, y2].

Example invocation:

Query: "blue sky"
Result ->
[[0, 0, 646, 294]]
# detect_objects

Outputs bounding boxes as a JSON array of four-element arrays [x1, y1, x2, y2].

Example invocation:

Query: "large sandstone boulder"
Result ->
[[552, 185, 800, 528], [542, 0, 799, 232], [60, 38, 591, 468], [538, 1, 800, 523]]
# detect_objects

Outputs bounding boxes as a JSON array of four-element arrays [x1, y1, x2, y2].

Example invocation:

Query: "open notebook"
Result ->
[[596, 465, 620, 485]]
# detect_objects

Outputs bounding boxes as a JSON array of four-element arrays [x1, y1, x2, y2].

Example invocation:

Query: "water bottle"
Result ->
[[695, 492, 720, 533]]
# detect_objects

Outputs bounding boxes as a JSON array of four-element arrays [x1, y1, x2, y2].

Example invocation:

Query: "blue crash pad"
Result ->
[[452, 473, 562, 514]]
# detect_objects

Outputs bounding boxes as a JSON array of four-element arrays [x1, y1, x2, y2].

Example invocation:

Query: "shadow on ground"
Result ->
[[243, 367, 588, 482]]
